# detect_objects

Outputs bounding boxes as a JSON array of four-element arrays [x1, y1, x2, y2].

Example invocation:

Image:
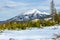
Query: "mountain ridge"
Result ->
[[23, 9, 50, 15]]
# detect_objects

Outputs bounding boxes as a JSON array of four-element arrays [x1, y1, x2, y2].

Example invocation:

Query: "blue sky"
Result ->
[[0, 0, 60, 21]]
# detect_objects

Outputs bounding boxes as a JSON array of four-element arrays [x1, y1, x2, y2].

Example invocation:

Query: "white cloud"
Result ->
[[0, 0, 28, 9]]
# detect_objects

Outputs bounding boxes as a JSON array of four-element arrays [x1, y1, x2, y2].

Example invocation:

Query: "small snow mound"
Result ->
[[32, 19, 39, 22]]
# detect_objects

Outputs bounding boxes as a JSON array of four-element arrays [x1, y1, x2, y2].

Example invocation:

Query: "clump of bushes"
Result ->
[[0, 19, 57, 30]]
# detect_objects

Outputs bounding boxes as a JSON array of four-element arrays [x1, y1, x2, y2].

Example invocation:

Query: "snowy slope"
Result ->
[[0, 25, 60, 40]]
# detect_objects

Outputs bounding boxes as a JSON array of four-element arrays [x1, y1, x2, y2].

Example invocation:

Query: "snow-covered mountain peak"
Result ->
[[24, 9, 41, 15], [31, 9, 40, 13], [23, 9, 50, 15]]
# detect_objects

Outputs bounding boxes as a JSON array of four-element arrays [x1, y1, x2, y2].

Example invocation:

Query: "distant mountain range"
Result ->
[[0, 9, 52, 23]]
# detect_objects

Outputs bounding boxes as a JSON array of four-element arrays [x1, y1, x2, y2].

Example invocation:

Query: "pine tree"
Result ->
[[50, 0, 57, 22]]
